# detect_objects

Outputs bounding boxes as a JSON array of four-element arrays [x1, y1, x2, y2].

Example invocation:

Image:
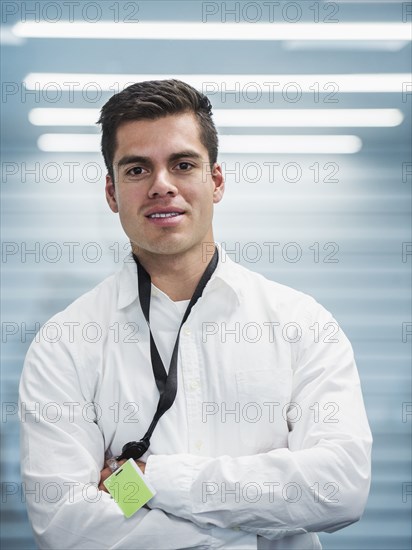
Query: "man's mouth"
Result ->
[[147, 212, 182, 219], [144, 208, 186, 226]]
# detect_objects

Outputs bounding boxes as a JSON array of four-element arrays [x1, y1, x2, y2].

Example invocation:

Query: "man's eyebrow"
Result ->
[[168, 151, 203, 162], [116, 155, 150, 168]]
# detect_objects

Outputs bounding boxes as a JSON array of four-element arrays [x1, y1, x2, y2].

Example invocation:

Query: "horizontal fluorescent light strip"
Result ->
[[283, 40, 409, 51], [216, 108, 403, 127], [220, 135, 362, 153], [30, 108, 99, 126], [24, 73, 410, 93], [29, 108, 404, 127], [13, 22, 412, 41], [37, 134, 362, 154]]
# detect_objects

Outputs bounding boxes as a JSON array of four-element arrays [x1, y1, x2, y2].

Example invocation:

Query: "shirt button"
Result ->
[[190, 380, 199, 390], [195, 440, 203, 450], [183, 327, 191, 336]]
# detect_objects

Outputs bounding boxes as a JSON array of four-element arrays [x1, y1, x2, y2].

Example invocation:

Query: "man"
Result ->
[[20, 79, 372, 549]]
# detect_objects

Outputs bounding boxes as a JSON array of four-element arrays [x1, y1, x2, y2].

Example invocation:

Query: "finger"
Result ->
[[99, 481, 109, 493], [135, 460, 146, 473], [100, 467, 112, 481]]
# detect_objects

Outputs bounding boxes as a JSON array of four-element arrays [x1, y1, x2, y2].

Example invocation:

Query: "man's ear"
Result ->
[[105, 174, 118, 213], [211, 163, 225, 204]]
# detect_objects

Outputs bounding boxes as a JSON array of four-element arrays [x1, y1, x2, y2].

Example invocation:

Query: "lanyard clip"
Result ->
[[119, 438, 150, 460]]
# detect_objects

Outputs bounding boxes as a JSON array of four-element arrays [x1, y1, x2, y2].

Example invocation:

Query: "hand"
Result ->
[[136, 460, 146, 474], [98, 458, 146, 492], [98, 458, 126, 492]]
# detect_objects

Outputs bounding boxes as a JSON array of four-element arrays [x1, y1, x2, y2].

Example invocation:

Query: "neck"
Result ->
[[133, 242, 216, 302]]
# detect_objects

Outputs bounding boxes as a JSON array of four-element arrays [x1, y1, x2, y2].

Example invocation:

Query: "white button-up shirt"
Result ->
[[19, 244, 372, 549]]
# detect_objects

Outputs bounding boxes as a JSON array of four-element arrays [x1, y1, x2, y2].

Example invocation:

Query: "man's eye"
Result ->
[[127, 166, 146, 176], [176, 162, 193, 171]]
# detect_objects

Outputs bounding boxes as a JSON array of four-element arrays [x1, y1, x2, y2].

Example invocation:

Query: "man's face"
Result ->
[[105, 112, 224, 259]]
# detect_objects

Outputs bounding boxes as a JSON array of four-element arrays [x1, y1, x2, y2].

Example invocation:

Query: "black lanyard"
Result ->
[[117, 247, 219, 460]]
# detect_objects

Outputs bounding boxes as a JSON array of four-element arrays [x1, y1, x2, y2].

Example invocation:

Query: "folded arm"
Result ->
[[19, 325, 250, 549], [144, 307, 372, 541]]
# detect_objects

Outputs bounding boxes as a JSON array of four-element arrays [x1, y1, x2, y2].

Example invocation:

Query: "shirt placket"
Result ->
[[179, 320, 209, 457]]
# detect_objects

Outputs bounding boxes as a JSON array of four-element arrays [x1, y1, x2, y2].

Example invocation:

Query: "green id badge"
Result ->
[[103, 458, 156, 518]]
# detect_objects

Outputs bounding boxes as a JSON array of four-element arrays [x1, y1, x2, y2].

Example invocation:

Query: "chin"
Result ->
[[134, 239, 192, 257]]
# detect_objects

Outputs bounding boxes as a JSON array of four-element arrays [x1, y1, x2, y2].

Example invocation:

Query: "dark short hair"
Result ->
[[97, 79, 218, 181]]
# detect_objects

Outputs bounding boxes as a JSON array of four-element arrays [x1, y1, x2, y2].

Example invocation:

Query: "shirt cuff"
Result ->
[[144, 453, 212, 518]]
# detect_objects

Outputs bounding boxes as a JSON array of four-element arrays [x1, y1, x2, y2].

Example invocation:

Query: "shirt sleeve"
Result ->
[[19, 321, 251, 550], [144, 303, 373, 541]]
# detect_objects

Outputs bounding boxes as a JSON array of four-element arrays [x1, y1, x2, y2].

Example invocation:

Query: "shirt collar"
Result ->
[[116, 242, 243, 310], [212, 243, 244, 304], [117, 256, 139, 310]]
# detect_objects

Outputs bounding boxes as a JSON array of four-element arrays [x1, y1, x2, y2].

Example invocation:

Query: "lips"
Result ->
[[144, 207, 185, 218], [144, 206, 186, 226], [147, 212, 182, 219]]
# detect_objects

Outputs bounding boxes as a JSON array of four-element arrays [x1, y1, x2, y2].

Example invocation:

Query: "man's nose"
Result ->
[[148, 169, 178, 198]]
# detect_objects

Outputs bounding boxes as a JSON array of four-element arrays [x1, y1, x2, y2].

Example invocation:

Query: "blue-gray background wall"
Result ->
[[1, 1, 411, 548]]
